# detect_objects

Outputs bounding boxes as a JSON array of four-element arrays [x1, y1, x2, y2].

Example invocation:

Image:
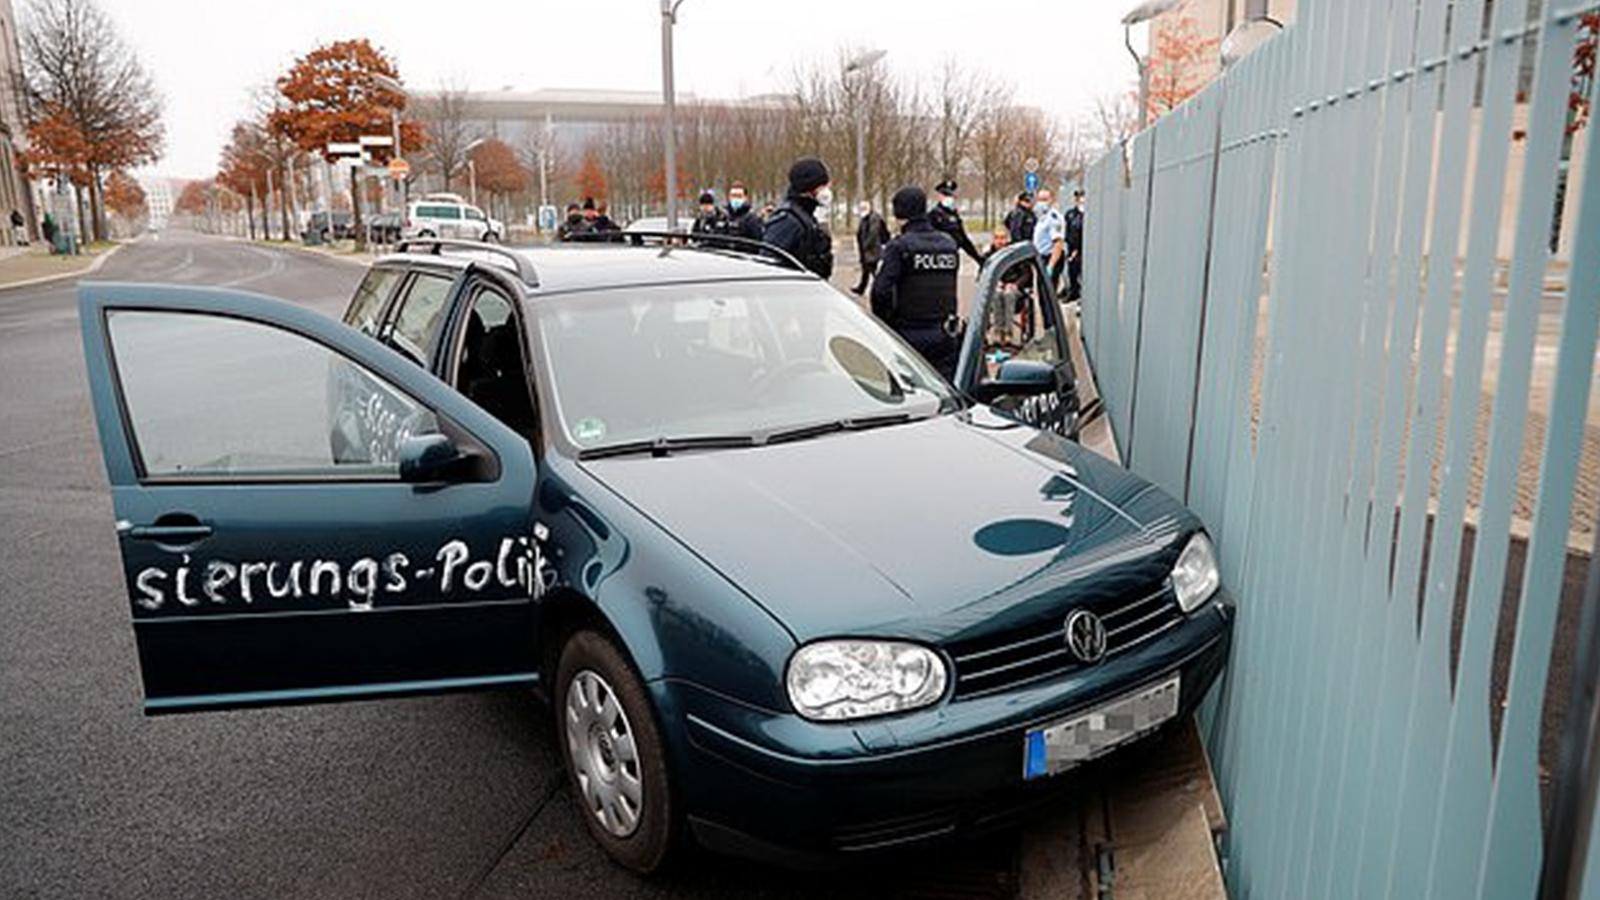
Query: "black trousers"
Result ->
[[896, 325, 959, 381], [1067, 256, 1083, 301], [853, 256, 879, 293]]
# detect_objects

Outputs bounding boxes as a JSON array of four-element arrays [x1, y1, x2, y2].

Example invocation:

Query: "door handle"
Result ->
[[125, 513, 213, 543]]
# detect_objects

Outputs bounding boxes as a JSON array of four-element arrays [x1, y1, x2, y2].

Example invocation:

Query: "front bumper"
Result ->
[[653, 596, 1233, 866]]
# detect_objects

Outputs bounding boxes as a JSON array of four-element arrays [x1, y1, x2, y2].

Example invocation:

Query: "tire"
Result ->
[[555, 629, 676, 873], [417, 229, 435, 239], [481, 230, 498, 243]]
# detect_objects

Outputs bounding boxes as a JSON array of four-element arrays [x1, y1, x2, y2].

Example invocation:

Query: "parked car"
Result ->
[[304, 210, 353, 242], [75, 237, 1230, 873], [361, 212, 402, 244], [403, 193, 502, 242], [622, 215, 688, 234]]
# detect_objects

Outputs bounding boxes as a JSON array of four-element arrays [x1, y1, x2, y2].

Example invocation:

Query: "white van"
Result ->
[[404, 193, 503, 242]]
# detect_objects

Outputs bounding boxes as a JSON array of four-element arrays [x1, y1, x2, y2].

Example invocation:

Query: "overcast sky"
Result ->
[[99, 0, 1151, 179]]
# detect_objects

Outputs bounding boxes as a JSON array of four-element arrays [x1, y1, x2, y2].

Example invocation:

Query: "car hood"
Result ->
[[582, 414, 1193, 641]]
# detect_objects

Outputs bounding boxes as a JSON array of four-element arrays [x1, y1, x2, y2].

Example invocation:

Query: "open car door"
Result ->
[[954, 242, 1080, 438], [79, 283, 545, 714]]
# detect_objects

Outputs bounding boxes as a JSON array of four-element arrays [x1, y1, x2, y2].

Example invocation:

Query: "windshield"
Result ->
[[533, 281, 958, 450]]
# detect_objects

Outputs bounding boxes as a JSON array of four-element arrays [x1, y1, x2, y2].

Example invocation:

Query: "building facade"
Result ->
[[0, 0, 32, 243]]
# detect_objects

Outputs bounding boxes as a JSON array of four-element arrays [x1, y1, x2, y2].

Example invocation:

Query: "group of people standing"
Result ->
[[549, 153, 1087, 384], [556, 197, 622, 241], [999, 187, 1085, 301]]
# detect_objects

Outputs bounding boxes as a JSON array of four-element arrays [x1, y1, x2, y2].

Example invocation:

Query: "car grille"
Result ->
[[946, 583, 1182, 699]]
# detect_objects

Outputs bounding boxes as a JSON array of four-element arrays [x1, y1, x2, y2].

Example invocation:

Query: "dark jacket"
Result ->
[[1065, 206, 1084, 253], [692, 207, 729, 235], [1004, 204, 1036, 245], [726, 205, 764, 242], [557, 214, 590, 242], [870, 219, 959, 327], [929, 202, 983, 265], [763, 191, 833, 278], [855, 211, 891, 266]]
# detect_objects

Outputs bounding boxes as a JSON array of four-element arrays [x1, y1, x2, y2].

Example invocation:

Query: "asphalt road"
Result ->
[[0, 232, 1020, 900]]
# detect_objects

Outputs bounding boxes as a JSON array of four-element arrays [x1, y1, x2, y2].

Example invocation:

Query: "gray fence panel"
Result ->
[[1081, 0, 1600, 894]]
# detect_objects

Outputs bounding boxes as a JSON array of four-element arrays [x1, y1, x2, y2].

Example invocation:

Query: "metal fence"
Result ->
[[1081, 0, 1600, 896]]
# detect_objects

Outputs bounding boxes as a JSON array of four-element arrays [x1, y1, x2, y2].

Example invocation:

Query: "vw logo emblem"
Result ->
[[1064, 610, 1108, 663]]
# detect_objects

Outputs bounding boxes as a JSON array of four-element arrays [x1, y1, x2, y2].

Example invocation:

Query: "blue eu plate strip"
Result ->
[[1024, 729, 1048, 780]]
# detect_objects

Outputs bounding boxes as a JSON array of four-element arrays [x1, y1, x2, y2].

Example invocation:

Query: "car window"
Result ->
[[107, 310, 435, 479], [454, 285, 537, 436], [343, 267, 403, 337], [534, 282, 956, 448], [979, 257, 1064, 383], [440, 206, 463, 220], [387, 272, 455, 365], [464, 207, 485, 221]]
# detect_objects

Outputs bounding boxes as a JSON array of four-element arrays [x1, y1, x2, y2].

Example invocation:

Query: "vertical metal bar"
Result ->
[[1427, 0, 1561, 883], [1476, 6, 1597, 894], [1379, 0, 1491, 894], [1549, 521, 1600, 899]]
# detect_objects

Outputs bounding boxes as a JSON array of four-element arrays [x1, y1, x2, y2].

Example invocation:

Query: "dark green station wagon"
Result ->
[[78, 235, 1232, 871]]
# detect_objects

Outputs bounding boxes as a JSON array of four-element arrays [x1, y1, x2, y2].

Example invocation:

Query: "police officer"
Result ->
[[1065, 188, 1085, 301], [1004, 191, 1036, 245], [691, 190, 728, 235], [763, 157, 834, 278], [557, 202, 589, 242], [929, 178, 983, 270], [871, 186, 961, 379], [724, 181, 764, 241]]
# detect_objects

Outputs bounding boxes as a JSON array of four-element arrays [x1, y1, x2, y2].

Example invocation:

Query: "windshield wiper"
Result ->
[[766, 412, 929, 445], [577, 434, 759, 460]]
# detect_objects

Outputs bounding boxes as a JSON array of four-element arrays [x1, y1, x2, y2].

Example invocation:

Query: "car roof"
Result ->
[[374, 243, 816, 295]]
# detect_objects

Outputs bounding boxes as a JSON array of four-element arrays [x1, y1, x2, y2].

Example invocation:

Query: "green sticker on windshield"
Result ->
[[572, 418, 607, 444]]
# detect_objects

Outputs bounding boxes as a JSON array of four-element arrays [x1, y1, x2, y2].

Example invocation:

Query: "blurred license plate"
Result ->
[[1023, 675, 1180, 779]]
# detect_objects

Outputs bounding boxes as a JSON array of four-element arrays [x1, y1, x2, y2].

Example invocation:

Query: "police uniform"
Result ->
[[872, 187, 961, 379], [1065, 197, 1085, 301], [764, 159, 835, 278], [929, 179, 984, 269]]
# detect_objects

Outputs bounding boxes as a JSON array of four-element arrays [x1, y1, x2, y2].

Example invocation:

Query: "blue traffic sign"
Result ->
[[1024, 171, 1040, 192]]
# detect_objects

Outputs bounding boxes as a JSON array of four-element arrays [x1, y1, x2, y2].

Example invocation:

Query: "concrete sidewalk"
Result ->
[[0, 241, 123, 291]]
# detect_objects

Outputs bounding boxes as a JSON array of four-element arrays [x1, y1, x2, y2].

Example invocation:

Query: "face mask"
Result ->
[[814, 187, 833, 207], [858, 205, 870, 217], [940, 196, 955, 210], [729, 196, 746, 210]]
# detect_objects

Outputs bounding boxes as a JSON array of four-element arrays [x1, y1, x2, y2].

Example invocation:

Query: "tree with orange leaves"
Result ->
[[22, 0, 163, 242], [217, 121, 271, 240], [270, 38, 424, 248], [469, 138, 526, 219], [103, 171, 146, 234], [175, 180, 209, 216], [1572, 13, 1599, 135], [1145, 14, 1218, 121], [574, 146, 607, 201]]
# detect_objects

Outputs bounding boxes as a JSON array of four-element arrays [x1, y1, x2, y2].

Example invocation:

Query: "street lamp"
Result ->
[[660, 0, 687, 231], [1220, 15, 1285, 68], [1122, 0, 1182, 131], [844, 48, 886, 214], [465, 137, 486, 209], [371, 73, 408, 210]]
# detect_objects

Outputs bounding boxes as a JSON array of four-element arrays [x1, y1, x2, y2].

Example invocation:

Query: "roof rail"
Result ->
[[394, 238, 539, 287], [598, 230, 811, 276]]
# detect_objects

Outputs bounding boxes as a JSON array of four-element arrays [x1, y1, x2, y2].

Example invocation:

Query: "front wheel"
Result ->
[[482, 230, 499, 243], [555, 629, 677, 873]]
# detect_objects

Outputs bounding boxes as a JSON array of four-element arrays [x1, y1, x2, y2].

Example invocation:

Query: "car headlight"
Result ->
[[1172, 532, 1221, 613], [786, 640, 948, 722]]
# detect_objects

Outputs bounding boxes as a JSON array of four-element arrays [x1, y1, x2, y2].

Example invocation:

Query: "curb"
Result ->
[[0, 241, 127, 292], [249, 239, 370, 268]]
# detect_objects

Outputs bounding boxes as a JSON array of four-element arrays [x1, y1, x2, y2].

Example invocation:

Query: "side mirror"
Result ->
[[398, 433, 468, 483], [972, 359, 1058, 403]]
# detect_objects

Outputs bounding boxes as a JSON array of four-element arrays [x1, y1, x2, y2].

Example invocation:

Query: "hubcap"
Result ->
[[564, 669, 644, 838]]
